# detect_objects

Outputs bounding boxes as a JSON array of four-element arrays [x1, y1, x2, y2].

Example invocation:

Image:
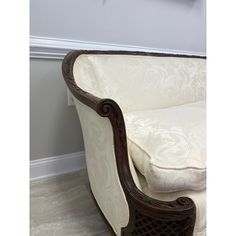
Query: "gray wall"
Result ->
[[30, 0, 206, 160], [30, 0, 206, 53], [30, 59, 84, 160]]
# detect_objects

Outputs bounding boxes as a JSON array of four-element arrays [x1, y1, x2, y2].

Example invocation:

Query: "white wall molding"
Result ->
[[30, 151, 86, 181], [30, 36, 206, 60]]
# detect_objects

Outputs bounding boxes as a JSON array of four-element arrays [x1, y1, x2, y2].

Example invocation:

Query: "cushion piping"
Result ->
[[127, 137, 206, 171]]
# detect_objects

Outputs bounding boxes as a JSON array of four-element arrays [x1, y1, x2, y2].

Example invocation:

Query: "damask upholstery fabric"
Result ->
[[72, 53, 206, 235], [137, 172, 206, 236], [73, 54, 206, 112], [124, 101, 206, 192], [73, 98, 130, 235]]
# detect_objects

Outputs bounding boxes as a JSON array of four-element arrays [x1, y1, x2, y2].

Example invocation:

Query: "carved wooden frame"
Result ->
[[62, 50, 206, 236]]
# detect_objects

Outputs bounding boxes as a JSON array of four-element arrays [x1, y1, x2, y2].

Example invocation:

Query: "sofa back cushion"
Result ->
[[73, 54, 206, 112]]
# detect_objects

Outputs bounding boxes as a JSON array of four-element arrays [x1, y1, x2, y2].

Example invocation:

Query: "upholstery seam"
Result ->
[[127, 137, 206, 171]]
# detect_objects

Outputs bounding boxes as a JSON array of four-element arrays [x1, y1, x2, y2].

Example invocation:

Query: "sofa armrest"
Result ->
[[62, 50, 196, 236]]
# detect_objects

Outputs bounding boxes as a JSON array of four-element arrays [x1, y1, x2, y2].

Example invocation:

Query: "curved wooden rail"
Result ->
[[62, 50, 205, 235]]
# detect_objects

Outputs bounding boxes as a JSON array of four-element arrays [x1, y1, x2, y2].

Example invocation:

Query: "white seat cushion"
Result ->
[[137, 172, 206, 236], [124, 101, 206, 193]]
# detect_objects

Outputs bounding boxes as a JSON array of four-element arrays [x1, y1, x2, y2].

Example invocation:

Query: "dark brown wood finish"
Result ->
[[62, 50, 205, 236]]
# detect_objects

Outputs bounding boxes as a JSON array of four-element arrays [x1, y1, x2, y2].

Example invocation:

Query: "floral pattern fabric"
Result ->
[[124, 101, 206, 192], [74, 54, 206, 112]]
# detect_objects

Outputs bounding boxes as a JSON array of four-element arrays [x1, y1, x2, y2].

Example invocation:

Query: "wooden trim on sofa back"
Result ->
[[62, 50, 201, 235]]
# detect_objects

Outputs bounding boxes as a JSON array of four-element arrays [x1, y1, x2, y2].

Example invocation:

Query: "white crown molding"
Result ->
[[30, 36, 206, 60], [30, 151, 86, 181]]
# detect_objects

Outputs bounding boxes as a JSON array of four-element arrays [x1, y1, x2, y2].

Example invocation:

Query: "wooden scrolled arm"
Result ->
[[62, 50, 197, 235]]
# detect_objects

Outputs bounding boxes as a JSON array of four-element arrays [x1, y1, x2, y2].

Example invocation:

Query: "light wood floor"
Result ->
[[30, 169, 110, 236]]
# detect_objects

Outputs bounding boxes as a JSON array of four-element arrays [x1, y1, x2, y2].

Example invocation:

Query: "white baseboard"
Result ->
[[30, 36, 206, 60], [30, 151, 86, 181]]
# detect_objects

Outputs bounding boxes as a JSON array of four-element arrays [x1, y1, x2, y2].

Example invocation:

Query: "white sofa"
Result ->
[[62, 50, 206, 236]]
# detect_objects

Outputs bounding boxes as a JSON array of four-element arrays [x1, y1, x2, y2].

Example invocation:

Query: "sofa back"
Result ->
[[73, 54, 206, 112]]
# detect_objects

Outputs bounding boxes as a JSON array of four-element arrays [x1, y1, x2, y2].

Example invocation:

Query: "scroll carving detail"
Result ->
[[62, 50, 204, 236]]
